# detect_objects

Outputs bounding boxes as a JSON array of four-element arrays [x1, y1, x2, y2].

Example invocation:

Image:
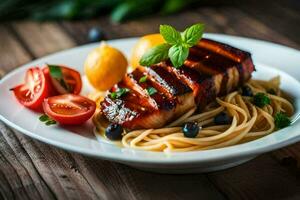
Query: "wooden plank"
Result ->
[[0, 25, 31, 74], [209, 155, 300, 200], [238, 0, 300, 46], [12, 21, 76, 58], [199, 7, 300, 49], [0, 122, 55, 200], [60, 11, 219, 44]]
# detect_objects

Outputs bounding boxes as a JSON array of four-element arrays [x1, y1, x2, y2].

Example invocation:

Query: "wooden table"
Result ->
[[1, 1, 300, 199]]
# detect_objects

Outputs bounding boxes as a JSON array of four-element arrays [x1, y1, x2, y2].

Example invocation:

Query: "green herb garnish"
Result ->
[[45, 120, 57, 126], [47, 64, 70, 92], [253, 93, 271, 108], [140, 23, 204, 68], [139, 75, 147, 83], [110, 88, 130, 99], [146, 87, 157, 96], [39, 114, 49, 122], [48, 64, 63, 79], [39, 114, 56, 126], [274, 112, 291, 129], [139, 44, 170, 67]]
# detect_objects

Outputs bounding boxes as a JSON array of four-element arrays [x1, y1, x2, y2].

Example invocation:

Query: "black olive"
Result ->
[[182, 122, 201, 138], [88, 27, 105, 43], [105, 124, 123, 140], [241, 85, 253, 96], [267, 88, 276, 95], [214, 112, 232, 125]]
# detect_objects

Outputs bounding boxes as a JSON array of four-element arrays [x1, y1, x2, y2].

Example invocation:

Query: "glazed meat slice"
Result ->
[[100, 38, 255, 129]]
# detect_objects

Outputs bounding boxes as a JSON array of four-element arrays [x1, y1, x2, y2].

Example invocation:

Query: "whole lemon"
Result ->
[[84, 42, 128, 91], [130, 34, 165, 69]]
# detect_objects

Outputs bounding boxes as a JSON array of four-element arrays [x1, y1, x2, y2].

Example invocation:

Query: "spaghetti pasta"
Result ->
[[91, 76, 294, 152]]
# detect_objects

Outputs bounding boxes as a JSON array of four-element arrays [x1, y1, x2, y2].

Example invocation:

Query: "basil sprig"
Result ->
[[140, 23, 204, 68]]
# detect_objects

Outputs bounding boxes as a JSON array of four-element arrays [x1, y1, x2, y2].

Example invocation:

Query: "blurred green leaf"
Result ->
[[111, 0, 161, 22], [161, 0, 187, 14]]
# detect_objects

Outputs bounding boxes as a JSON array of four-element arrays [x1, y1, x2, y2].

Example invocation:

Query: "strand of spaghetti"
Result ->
[[237, 94, 250, 119], [201, 105, 258, 150], [270, 94, 294, 115], [141, 117, 237, 145], [246, 107, 274, 137], [166, 107, 196, 127], [185, 106, 224, 122]]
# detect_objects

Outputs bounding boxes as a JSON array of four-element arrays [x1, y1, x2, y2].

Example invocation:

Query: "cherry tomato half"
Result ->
[[43, 94, 96, 125], [43, 65, 82, 95], [11, 67, 49, 110]]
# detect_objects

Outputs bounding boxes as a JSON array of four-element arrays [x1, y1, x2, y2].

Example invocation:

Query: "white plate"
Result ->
[[1, 34, 300, 174]]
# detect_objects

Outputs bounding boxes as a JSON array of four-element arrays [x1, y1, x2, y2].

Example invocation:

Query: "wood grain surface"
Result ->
[[1, 2, 300, 199]]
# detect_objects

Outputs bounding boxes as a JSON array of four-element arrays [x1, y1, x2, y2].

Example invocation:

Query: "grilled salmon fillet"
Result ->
[[100, 38, 255, 129]]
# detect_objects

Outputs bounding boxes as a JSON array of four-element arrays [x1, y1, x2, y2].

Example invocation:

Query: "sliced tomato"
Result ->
[[43, 65, 82, 95], [43, 94, 96, 125], [11, 67, 49, 110]]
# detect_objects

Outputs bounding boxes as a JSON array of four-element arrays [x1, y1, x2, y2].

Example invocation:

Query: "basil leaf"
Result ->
[[45, 120, 57, 126], [39, 114, 49, 122], [47, 64, 71, 92], [139, 75, 147, 83], [159, 24, 181, 45], [181, 23, 204, 47], [48, 64, 63, 79], [146, 87, 157, 96], [110, 88, 130, 99], [168, 44, 189, 68], [139, 43, 170, 66]]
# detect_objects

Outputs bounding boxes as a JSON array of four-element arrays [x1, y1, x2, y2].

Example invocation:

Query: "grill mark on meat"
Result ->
[[131, 68, 176, 111], [117, 76, 157, 109], [145, 65, 192, 97]]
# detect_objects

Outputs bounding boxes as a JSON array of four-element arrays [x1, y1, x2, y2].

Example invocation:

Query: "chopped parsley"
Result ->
[[274, 112, 291, 129], [139, 75, 147, 83], [253, 93, 271, 108], [146, 87, 157, 96], [110, 88, 130, 99]]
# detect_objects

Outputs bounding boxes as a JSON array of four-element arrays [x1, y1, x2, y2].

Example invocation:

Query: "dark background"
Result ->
[[1, 0, 300, 47]]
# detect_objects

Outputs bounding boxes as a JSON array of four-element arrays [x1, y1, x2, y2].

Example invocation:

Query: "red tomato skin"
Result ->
[[42, 65, 82, 95], [42, 67, 59, 96], [43, 94, 96, 125], [12, 67, 50, 111]]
